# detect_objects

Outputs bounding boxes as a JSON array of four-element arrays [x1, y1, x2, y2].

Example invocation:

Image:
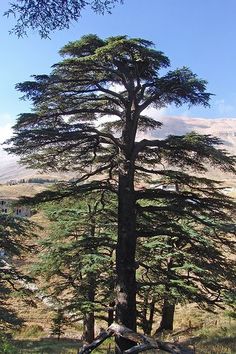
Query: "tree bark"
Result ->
[[157, 299, 175, 332], [157, 256, 176, 333], [108, 302, 115, 326], [83, 311, 95, 343], [140, 293, 155, 335], [147, 298, 155, 335], [115, 165, 137, 352], [82, 213, 97, 343]]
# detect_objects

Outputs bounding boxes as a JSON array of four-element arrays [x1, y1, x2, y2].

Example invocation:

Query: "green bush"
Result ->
[[0, 334, 18, 354]]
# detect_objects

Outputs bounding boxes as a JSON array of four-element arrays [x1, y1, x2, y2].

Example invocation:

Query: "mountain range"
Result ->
[[0, 117, 235, 184]]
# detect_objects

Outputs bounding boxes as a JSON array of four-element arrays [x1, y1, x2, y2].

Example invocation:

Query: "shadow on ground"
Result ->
[[13, 337, 82, 353]]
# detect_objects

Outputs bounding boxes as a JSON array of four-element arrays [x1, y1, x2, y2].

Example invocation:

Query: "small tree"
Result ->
[[51, 309, 66, 340], [7, 35, 235, 351], [33, 193, 116, 343]]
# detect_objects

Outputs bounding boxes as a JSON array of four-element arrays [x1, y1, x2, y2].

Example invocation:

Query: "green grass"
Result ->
[[12, 324, 236, 354], [12, 338, 117, 353], [10, 322, 236, 354], [9, 308, 236, 353], [190, 323, 236, 354], [13, 338, 81, 353]]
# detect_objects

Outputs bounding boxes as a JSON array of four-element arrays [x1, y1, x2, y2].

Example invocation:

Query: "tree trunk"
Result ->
[[82, 280, 95, 343], [157, 299, 175, 332], [108, 302, 115, 326], [141, 294, 156, 336], [82, 212, 97, 343], [157, 256, 175, 333], [146, 298, 155, 335], [141, 293, 148, 334], [115, 169, 137, 352], [83, 312, 95, 343]]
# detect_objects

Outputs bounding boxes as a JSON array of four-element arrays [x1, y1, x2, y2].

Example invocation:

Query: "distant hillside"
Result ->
[[152, 117, 236, 154], [0, 182, 46, 198], [0, 150, 31, 183], [0, 149, 70, 184], [150, 116, 236, 185], [1, 117, 235, 183]]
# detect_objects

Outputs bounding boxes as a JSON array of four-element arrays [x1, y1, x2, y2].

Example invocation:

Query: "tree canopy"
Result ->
[[6, 34, 236, 352], [5, 0, 123, 38]]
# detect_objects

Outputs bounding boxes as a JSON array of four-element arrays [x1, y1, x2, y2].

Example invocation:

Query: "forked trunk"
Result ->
[[141, 293, 155, 335]]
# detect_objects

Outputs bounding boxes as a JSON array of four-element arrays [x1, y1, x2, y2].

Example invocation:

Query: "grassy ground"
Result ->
[[164, 305, 236, 354], [12, 338, 80, 354], [13, 338, 81, 354], [189, 324, 236, 354], [0, 183, 47, 198], [8, 317, 236, 353]]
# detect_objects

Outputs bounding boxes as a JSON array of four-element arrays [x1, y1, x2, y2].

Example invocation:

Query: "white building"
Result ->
[[0, 197, 32, 218]]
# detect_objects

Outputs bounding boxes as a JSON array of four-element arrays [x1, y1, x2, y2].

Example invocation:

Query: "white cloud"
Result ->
[[0, 123, 13, 144], [0, 113, 14, 144], [216, 99, 234, 116], [143, 107, 168, 119]]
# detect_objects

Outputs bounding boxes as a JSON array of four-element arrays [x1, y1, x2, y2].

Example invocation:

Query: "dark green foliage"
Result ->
[[51, 309, 66, 340], [33, 193, 116, 340], [136, 176, 236, 332], [5, 0, 123, 38], [0, 334, 18, 354], [0, 215, 35, 330], [6, 34, 236, 348], [26, 178, 58, 184]]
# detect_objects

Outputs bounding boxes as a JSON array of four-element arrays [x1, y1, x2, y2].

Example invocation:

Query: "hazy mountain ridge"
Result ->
[[152, 117, 236, 152], [0, 117, 235, 183]]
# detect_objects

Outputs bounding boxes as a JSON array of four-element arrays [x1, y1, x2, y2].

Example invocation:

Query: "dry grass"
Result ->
[[0, 183, 46, 198], [156, 304, 236, 354]]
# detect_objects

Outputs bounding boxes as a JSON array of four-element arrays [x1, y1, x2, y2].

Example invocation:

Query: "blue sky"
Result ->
[[1, 0, 236, 140]]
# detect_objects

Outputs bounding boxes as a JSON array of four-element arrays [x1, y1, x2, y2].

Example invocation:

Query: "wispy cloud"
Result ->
[[0, 123, 13, 144], [0, 113, 14, 143], [143, 107, 168, 119], [215, 99, 235, 116]]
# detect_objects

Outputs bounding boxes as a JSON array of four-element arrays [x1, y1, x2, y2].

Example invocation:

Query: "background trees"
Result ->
[[136, 177, 236, 333], [0, 214, 34, 330], [6, 34, 236, 351], [33, 193, 116, 342]]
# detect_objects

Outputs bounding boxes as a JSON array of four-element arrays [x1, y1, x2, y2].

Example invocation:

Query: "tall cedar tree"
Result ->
[[33, 194, 116, 342], [5, 0, 123, 38], [6, 35, 236, 351], [0, 214, 33, 330]]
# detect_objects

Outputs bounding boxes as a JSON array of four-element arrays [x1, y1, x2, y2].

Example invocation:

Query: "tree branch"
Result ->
[[78, 322, 194, 354]]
